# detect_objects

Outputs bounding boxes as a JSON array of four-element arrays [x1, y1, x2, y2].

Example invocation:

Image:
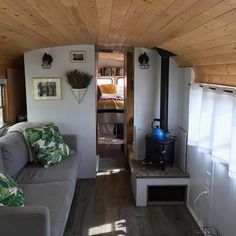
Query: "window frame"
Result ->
[[0, 79, 7, 127], [97, 76, 114, 85]]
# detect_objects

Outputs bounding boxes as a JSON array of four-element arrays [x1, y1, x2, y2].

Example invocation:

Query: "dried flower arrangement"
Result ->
[[66, 69, 93, 89]]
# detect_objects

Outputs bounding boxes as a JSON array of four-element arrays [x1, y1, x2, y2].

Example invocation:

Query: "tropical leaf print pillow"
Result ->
[[0, 171, 24, 207], [24, 124, 73, 168]]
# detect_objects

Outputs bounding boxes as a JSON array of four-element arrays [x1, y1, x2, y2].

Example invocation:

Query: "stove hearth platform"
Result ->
[[131, 160, 190, 206]]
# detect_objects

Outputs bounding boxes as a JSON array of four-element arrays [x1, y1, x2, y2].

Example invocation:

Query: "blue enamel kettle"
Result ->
[[151, 119, 166, 141]]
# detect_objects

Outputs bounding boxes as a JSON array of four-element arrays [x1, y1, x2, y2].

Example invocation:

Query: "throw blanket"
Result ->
[[7, 122, 47, 134], [97, 97, 124, 112], [97, 97, 124, 123]]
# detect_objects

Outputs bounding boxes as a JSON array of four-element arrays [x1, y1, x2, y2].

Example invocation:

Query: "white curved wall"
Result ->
[[24, 45, 96, 178]]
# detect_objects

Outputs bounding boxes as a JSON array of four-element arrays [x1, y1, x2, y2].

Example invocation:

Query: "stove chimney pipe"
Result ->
[[154, 48, 176, 133]]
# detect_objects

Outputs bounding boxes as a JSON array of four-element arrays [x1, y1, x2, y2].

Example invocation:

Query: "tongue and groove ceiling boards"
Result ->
[[1, 0, 236, 84]]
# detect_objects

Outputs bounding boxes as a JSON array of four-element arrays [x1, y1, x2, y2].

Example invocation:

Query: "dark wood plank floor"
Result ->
[[97, 143, 124, 159], [64, 172, 198, 236]]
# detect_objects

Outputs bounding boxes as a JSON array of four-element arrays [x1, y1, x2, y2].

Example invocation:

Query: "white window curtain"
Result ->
[[188, 83, 236, 178]]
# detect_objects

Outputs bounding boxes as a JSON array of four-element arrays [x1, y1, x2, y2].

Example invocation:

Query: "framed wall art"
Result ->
[[33, 77, 61, 100], [70, 51, 86, 63]]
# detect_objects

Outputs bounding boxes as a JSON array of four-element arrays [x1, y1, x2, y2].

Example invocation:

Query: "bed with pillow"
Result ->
[[97, 84, 124, 124]]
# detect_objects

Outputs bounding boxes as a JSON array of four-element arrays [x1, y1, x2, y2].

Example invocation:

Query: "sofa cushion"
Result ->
[[16, 153, 79, 186], [21, 181, 74, 236], [7, 122, 54, 162], [24, 124, 73, 168], [0, 171, 24, 207], [0, 132, 28, 178]]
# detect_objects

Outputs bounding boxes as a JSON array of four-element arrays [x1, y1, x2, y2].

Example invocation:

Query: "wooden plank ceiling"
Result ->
[[1, 0, 236, 84]]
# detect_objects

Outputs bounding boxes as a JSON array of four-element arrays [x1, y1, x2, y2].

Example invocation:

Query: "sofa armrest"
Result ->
[[0, 206, 50, 236]]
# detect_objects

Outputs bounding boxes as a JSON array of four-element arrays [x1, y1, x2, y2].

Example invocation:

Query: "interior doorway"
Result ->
[[96, 52, 127, 173]]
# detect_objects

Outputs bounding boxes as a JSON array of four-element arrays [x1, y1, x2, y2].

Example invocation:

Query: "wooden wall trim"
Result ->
[[5, 68, 26, 124], [126, 51, 134, 144], [194, 64, 236, 87]]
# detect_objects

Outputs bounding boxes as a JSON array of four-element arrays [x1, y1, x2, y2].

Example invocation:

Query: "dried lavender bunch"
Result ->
[[66, 69, 93, 89]]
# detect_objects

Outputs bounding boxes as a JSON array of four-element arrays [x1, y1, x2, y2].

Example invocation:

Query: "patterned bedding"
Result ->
[[97, 97, 124, 123]]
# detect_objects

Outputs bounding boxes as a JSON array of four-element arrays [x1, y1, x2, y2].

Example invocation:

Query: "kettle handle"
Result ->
[[151, 118, 161, 129]]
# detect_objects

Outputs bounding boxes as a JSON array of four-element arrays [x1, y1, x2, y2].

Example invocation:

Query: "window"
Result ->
[[188, 83, 236, 178], [116, 77, 124, 97], [97, 77, 113, 85]]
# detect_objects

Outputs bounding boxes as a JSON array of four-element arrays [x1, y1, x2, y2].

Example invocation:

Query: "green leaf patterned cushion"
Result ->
[[24, 124, 73, 168], [0, 171, 24, 207]]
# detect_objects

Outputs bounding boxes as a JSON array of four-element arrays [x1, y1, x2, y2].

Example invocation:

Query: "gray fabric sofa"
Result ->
[[0, 132, 80, 236]]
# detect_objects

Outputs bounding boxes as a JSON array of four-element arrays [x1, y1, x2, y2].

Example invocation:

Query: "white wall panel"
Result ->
[[133, 47, 160, 159], [24, 45, 96, 178]]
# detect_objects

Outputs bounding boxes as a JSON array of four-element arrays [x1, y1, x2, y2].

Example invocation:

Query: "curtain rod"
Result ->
[[191, 82, 236, 93]]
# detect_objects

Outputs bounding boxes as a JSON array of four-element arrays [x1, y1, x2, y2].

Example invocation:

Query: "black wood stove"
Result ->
[[144, 135, 175, 170], [143, 48, 177, 171]]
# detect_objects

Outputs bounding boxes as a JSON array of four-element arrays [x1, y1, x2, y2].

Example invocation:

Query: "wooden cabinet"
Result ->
[[4, 68, 26, 124]]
